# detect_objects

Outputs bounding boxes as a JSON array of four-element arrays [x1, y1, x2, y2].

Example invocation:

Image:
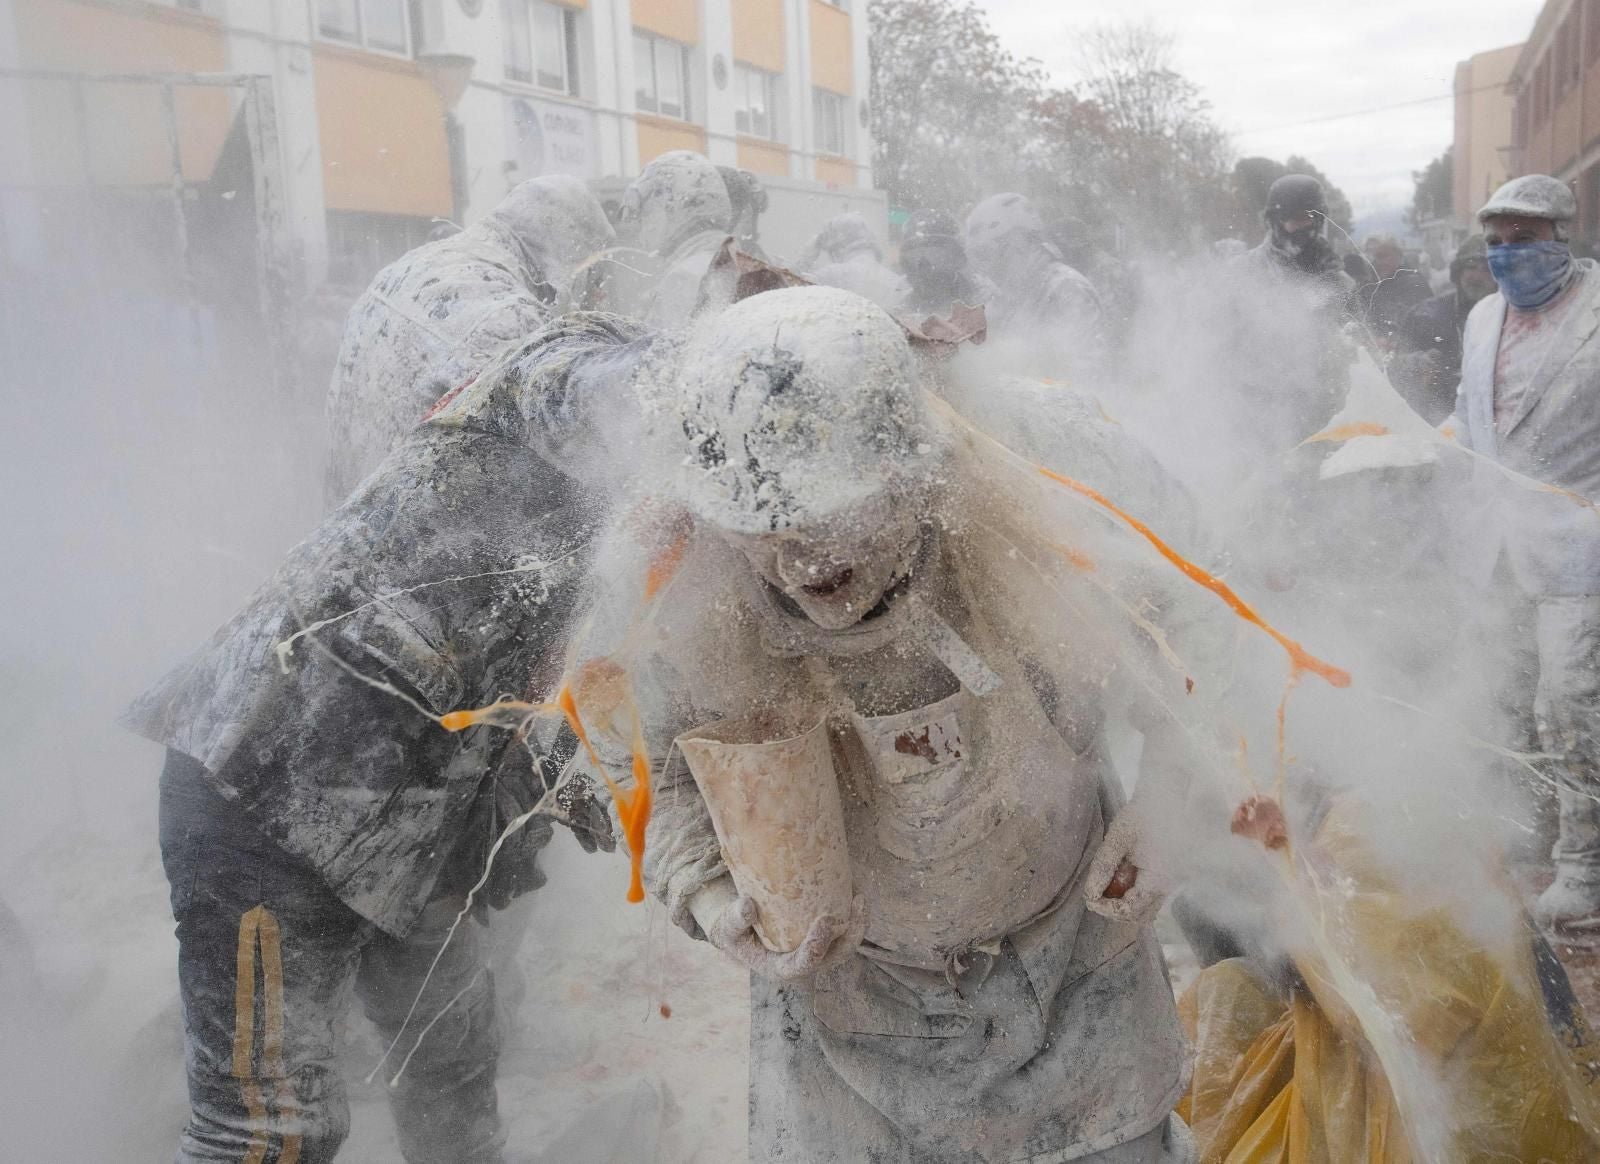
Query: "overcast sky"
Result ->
[[974, 0, 1544, 219]]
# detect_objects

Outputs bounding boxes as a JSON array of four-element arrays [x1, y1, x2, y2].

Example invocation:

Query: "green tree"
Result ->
[[1227, 155, 1354, 241], [868, 0, 1044, 215]]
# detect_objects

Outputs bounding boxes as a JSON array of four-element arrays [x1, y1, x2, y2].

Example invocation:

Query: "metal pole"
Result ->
[[243, 75, 291, 399], [160, 79, 203, 347]]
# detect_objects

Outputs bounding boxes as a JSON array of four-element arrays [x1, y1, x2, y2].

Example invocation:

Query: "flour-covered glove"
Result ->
[[555, 771, 616, 855], [1084, 807, 1172, 926], [695, 882, 867, 982]]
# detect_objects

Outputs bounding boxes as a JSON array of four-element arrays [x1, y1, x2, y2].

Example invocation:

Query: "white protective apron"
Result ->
[[745, 646, 1190, 1164]]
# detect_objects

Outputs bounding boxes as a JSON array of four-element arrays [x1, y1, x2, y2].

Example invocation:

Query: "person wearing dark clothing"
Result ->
[[1357, 235, 1433, 347], [897, 208, 986, 317], [126, 317, 631, 1162], [717, 165, 769, 256], [1220, 175, 1359, 463], [1389, 236, 1496, 423]]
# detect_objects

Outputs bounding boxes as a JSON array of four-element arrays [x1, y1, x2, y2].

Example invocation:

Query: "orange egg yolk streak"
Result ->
[[558, 684, 652, 904], [437, 690, 654, 904], [1299, 422, 1389, 446], [645, 533, 689, 600], [1036, 465, 1351, 690]]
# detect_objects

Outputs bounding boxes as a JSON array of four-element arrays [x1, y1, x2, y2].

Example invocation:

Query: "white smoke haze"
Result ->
[[4, 17, 1595, 1164]]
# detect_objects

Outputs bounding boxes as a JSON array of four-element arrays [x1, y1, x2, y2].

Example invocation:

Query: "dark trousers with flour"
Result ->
[[159, 750, 503, 1163]]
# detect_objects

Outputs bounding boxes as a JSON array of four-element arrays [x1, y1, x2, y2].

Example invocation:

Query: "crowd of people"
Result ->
[[126, 149, 1600, 1162]]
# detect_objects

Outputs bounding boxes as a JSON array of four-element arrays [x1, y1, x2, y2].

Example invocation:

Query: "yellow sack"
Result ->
[[1177, 803, 1600, 1164]]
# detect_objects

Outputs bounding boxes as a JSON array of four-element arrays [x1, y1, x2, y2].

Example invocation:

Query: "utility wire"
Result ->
[[1237, 79, 1511, 136]]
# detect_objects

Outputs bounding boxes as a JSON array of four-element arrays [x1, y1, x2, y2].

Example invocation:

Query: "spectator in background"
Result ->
[[897, 208, 987, 317], [795, 211, 907, 309], [964, 192, 1107, 382], [1388, 235, 1496, 423], [718, 165, 770, 259], [1358, 234, 1432, 347]]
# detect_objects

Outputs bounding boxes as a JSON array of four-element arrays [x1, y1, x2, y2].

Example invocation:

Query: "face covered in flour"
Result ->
[[723, 496, 926, 631], [665, 286, 943, 638]]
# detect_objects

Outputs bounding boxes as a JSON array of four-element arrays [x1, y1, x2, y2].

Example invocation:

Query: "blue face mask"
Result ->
[[1487, 239, 1574, 310]]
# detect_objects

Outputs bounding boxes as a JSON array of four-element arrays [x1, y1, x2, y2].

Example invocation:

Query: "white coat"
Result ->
[[1453, 259, 1600, 597]]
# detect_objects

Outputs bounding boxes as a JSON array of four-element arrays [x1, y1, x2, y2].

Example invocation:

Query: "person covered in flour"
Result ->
[[322, 174, 615, 505], [491, 284, 1219, 1162]]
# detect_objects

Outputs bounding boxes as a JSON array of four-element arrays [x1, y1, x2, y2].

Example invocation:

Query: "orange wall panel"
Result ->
[[637, 115, 709, 164], [15, 0, 225, 74], [815, 155, 855, 187], [737, 137, 789, 177], [13, 0, 230, 185], [314, 48, 452, 218], [733, 0, 785, 74], [633, 0, 700, 45], [809, 1, 852, 96]]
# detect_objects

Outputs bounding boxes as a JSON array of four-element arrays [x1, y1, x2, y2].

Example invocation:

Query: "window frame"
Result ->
[[734, 63, 780, 142], [812, 87, 847, 157], [314, 0, 413, 58], [503, 0, 581, 96], [634, 30, 692, 122]]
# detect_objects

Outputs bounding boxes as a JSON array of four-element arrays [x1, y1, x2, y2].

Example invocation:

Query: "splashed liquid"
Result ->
[[1035, 465, 1351, 689], [559, 683, 653, 904], [1298, 422, 1390, 446]]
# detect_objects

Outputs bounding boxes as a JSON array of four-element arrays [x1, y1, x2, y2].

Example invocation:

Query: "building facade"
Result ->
[[1453, 42, 1521, 229], [1506, 0, 1600, 241], [1, 0, 881, 290]]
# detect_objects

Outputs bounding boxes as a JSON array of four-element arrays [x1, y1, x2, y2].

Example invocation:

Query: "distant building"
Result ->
[[1506, 0, 1600, 240], [1453, 42, 1522, 230], [0, 0, 883, 291]]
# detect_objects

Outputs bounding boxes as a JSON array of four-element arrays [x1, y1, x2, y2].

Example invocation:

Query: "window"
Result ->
[[325, 210, 436, 285], [316, 0, 410, 55], [634, 31, 691, 121], [813, 88, 847, 156], [734, 64, 779, 141], [503, 0, 580, 94], [818, 0, 849, 9]]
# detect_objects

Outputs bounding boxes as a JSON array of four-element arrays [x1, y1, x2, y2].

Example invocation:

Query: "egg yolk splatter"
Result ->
[[1299, 422, 1389, 446], [558, 684, 653, 904], [1035, 465, 1351, 689], [436, 688, 653, 905]]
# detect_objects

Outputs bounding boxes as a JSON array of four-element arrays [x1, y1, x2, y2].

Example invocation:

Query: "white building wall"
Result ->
[[700, 0, 737, 168], [219, 0, 329, 289], [789, 0, 814, 181], [20, 0, 880, 278], [849, 0, 872, 188]]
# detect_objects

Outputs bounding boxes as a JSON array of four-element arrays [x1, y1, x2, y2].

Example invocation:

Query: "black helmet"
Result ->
[[1449, 234, 1488, 282], [901, 208, 962, 251], [1265, 174, 1328, 222]]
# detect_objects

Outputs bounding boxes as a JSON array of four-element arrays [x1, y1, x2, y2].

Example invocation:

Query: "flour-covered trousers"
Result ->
[[747, 902, 1194, 1164], [158, 750, 504, 1164], [1536, 597, 1600, 880]]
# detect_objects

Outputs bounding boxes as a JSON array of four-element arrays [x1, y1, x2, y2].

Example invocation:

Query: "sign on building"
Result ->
[[507, 96, 596, 180]]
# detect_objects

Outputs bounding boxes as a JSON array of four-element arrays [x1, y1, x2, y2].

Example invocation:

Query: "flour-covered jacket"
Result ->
[[1453, 259, 1600, 597], [479, 311, 1211, 1161], [122, 318, 640, 935], [324, 175, 613, 504]]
